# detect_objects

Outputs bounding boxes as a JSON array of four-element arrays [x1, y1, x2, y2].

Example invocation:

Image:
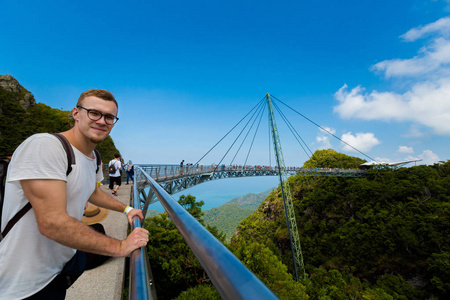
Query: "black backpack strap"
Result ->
[[94, 149, 101, 174], [0, 157, 11, 240], [1, 202, 32, 241], [51, 133, 75, 176]]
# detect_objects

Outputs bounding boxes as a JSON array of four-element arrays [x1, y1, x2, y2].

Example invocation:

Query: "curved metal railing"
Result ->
[[129, 165, 279, 300], [129, 177, 156, 300]]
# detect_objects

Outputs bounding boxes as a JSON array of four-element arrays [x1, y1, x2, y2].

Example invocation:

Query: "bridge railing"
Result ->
[[130, 165, 279, 300]]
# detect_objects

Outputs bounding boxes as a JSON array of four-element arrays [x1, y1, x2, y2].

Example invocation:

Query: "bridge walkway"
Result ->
[[66, 183, 132, 300]]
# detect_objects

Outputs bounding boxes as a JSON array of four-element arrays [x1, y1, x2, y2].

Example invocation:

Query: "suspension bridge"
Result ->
[[71, 94, 375, 300]]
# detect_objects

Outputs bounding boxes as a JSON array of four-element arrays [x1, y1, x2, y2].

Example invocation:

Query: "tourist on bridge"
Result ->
[[125, 160, 134, 184], [0, 89, 149, 299], [180, 159, 185, 175], [108, 153, 122, 195]]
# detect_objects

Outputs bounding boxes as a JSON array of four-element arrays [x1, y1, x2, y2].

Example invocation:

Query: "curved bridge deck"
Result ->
[[138, 164, 366, 196]]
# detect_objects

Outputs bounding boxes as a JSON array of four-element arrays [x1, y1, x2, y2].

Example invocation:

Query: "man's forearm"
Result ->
[[41, 214, 126, 257], [88, 187, 127, 213]]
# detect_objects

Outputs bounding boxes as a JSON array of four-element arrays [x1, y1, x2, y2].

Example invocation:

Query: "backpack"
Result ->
[[0, 133, 102, 241], [108, 160, 117, 174]]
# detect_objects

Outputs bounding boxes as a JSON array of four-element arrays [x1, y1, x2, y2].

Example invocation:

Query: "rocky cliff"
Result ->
[[0, 74, 36, 110]]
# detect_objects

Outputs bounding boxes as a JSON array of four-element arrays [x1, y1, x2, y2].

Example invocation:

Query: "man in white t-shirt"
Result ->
[[0, 89, 149, 299], [108, 154, 122, 196]]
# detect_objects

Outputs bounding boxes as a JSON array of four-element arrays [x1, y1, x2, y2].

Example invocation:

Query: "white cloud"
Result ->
[[405, 150, 440, 165], [374, 156, 392, 163], [401, 17, 450, 41], [334, 84, 408, 121], [316, 126, 335, 149], [334, 17, 450, 136], [340, 132, 380, 152], [372, 38, 450, 77], [398, 146, 414, 153], [419, 149, 440, 165], [334, 79, 450, 135]]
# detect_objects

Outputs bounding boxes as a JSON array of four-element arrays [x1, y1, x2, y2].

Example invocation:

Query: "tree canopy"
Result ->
[[232, 155, 450, 299]]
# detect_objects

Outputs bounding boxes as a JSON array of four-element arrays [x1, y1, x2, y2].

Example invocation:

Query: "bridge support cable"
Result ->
[[267, 93, 306, 281], [231, 100, 266, 166], [272, 100, 313, 158], [194, 97, 266, 167], [271, 95, 376, 162], [214, 100, 265, 171], [268, 115, 272, 166], [243, 103, 266, 166], [135, 166, 279, 300]]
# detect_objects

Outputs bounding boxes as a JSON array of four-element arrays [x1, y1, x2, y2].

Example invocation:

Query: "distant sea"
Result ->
[[149, 176, 280, 212]]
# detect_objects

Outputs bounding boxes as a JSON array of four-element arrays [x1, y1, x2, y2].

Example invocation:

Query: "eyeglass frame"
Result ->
[[76, 106, 119, 125]]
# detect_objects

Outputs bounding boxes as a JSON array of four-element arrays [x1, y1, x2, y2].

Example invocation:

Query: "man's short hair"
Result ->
[[114, 153, 120, 158], [77, 89, 118, 109]]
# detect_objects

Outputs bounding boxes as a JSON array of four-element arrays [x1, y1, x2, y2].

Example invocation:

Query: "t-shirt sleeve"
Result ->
[[7, 134, 68, 183]]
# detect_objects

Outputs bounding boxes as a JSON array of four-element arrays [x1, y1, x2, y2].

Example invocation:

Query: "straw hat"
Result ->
[[82, 205, 110, 225]]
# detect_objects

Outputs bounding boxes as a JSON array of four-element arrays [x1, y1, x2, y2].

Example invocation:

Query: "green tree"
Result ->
[[144, 194, 225, 299], [302, 149, 366, 169], [174, 285, 220, 300], [427, 251, 450, 296], [232, 241, 309, 299]]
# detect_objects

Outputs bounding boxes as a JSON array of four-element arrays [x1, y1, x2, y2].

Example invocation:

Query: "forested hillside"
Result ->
[[0, 75, 120, 161], [233, 156, 450, 299], [203, 189, 273, 241]]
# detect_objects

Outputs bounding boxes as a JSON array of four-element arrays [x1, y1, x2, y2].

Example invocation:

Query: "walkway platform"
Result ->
[[66, 183, 132, 300]]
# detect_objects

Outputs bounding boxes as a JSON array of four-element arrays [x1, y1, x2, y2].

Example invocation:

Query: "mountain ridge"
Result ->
[[203, 188, 275, 241]]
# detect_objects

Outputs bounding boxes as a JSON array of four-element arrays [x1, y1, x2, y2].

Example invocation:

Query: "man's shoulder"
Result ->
[[25, 132, 55, 142], [15, 133, 62, 154]]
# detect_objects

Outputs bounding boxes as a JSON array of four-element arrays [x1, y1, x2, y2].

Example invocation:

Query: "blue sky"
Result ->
[[1, 0, 450, 167]]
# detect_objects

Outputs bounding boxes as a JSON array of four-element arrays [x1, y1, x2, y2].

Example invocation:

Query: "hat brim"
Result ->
[[82, 207, 110, 225]]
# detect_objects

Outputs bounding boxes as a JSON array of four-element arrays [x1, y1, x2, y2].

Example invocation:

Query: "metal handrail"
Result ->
[[129, 176, 153, 300], [134, 165, 279, 300]]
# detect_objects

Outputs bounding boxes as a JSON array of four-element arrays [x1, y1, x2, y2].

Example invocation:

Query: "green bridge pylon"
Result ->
[[266, 93, 306, 281]]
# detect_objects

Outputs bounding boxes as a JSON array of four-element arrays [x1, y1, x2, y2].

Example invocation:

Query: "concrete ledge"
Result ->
[[66, 184, 132, 300]]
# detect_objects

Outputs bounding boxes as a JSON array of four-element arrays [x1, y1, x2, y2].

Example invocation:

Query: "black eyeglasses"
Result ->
[[77, 106, 119, 125]]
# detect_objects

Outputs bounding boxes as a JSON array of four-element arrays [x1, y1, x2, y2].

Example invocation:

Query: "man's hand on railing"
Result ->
[[126, 208, 144, 225], [119, 227, 150, 257]]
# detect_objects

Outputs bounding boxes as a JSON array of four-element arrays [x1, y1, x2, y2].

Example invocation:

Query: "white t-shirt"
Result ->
[[0, 133, 103, 299]]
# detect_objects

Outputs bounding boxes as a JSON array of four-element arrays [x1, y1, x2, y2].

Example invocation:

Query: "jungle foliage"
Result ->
[[0, 84, 120, 162], [232, 153, 450, 299]]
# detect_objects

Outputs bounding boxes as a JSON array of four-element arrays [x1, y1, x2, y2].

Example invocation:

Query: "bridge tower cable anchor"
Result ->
[[266, 93, 306, 281]]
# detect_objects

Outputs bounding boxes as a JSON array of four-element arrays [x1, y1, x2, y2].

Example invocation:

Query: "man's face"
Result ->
[[72, 96, 118, 144]]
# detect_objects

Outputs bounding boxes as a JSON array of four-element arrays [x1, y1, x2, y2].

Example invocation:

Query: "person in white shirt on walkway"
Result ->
[[0, 89, 149, 300]]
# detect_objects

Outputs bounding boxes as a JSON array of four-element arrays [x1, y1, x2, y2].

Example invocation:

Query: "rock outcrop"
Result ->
[[0, 74, 36, 110]]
